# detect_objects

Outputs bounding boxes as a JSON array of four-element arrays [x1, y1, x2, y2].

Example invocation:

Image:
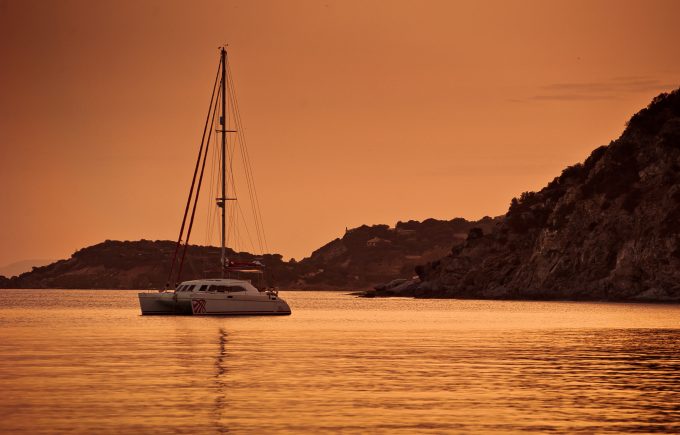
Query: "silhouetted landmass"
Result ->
[[374, 88, 680, 302], [0, 240, 294, 290], [0, 217, 497, 290]]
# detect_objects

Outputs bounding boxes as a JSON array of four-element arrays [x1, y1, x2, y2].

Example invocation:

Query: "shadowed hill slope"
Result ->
[[388, 88, 680, 302], [291, 217, 499, 289]]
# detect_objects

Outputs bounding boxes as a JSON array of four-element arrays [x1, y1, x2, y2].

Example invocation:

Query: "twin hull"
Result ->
[[138, 291, 291, 316]]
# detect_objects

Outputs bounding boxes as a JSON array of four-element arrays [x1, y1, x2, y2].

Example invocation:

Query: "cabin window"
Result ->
[[198, 285, 208, 291], [209, 285, 239, 292]]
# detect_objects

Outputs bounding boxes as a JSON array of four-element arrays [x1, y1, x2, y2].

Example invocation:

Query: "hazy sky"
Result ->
[[1, 0, 679, 266]]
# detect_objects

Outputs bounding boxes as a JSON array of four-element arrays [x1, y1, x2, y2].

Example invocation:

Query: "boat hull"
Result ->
[[138, 292, 291, 316], [138, 292, 191, 315]]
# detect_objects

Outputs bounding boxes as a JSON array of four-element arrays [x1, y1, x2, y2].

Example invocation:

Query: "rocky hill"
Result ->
[[0, 240, 297, 290], [292, 217, 499, 289], [376, 88, 680, 302], [0, 217, 497, 290]]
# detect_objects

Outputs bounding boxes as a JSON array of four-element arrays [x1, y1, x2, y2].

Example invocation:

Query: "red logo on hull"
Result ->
[[192, 299, 206, 314]]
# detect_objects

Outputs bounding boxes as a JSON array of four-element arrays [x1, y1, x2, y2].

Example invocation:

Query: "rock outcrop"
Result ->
[[395, 88, 680, 302]]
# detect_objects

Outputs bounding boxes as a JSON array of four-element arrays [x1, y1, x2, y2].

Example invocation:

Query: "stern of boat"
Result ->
[[138, 292, 192, 315]]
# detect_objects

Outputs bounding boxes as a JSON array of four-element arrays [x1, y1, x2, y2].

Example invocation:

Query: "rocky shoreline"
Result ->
[[363, 277, 679, 303]]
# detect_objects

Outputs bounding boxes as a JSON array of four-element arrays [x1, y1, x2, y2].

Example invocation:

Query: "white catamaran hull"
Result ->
[[138, 291, 291, 316]]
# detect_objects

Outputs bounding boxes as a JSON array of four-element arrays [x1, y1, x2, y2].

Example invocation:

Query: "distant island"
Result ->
[[0, 217, 497, 290], [373, 88, 680, 302]]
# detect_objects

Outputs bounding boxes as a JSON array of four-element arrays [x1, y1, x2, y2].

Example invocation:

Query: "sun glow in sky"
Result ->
[[0, 0, 679, 266]]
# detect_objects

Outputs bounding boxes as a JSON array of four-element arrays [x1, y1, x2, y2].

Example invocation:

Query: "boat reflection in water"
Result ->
[[213, 328, 229, 432]]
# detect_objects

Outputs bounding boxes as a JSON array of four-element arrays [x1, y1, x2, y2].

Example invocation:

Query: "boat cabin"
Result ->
[[175, 279, 260, 295]]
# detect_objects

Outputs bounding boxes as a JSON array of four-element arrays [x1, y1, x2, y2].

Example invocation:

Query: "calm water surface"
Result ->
[[0, 290, 679, 434]]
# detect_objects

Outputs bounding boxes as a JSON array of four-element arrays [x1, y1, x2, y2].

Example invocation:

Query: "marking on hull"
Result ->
[[192, 299, 207, 314]]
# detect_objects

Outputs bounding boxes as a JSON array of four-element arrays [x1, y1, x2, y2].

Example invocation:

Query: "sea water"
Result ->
[[0, 290, 678, 433]]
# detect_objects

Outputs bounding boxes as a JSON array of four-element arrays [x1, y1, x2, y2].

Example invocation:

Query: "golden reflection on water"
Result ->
[[0, 290, 679, 434]]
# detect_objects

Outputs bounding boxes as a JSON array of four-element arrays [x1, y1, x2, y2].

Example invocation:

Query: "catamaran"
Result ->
[[139, 47, 291, 315]]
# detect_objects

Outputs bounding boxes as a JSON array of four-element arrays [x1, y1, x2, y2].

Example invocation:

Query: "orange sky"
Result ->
[[1, 0, 679, 266]]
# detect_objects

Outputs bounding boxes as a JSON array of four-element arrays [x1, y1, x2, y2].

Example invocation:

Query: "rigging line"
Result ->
[[232, 201, 250, 257], [226, 127, 239, 247], [240, 146, 266, 253], [212, 128, 221, 237], [233, 208, 245, 255], [232, 131, 263, 254], [226, 197, 233, 247], [231, 201, 241, 252], [226, 113, 238, 206], [210, 85, 223, 228], [232, 94, 268, 254], [227, 82, 263, 250], [210, 114, 223, 246], [235, 200, 257, 255], [205, 113, 221, 245], [232, 102, 265, 254], [166, 58, 221, 288], [222, 73, 258, 256], [226, 176, 237, 247], [225, 116, 239, 251], [177, 81, 220, 282], [226, 60, 269, 252], [204, 136, 214, 245]]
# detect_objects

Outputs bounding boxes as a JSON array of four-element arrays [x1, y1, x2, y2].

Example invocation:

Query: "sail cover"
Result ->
[[225, 259, 265, 273]]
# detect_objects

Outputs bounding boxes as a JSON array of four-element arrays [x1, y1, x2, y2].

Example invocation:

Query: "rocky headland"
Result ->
[[373, 88, 680, 302]]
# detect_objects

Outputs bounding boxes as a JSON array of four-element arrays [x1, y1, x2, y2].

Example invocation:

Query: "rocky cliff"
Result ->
[[381, 88, 680, 302], [0, 217, 496, 290]]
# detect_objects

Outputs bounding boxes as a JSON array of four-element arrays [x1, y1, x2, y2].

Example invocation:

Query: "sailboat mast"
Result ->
[[220, 47, 227, 278]]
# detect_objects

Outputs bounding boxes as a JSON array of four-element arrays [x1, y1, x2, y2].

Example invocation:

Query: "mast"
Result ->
[[220, 47, 227, 278]]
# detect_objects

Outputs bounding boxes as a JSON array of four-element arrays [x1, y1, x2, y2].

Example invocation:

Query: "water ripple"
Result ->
[[0, 290, 678, 433]]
